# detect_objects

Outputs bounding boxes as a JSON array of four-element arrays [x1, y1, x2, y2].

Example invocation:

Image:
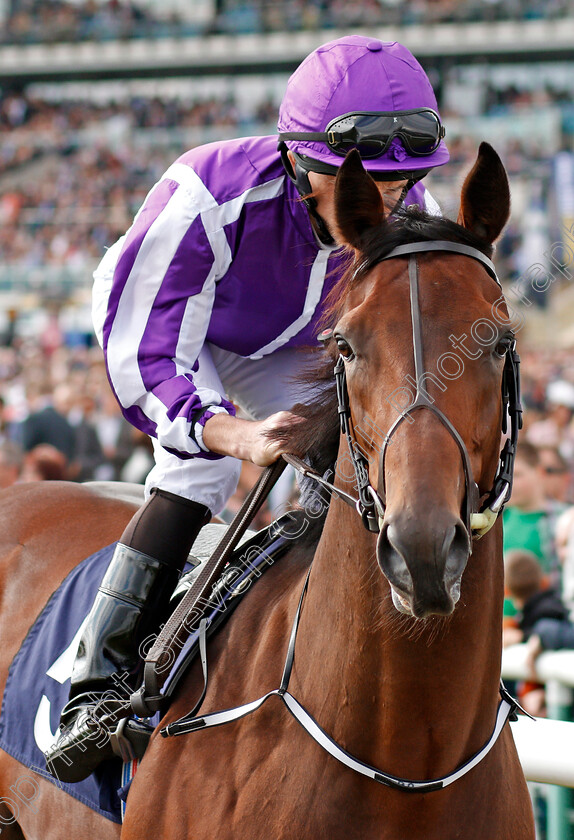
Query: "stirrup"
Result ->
[[45, 695, 153, 782], [109, 717, 154, 763], [44, 699, 116, 783]]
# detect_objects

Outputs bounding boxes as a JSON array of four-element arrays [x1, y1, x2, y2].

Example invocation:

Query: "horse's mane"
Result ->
[[269, 208, 494, 539]]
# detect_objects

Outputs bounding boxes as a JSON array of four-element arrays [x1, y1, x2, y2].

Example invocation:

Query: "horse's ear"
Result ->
[[457, 142, 510, 244], [335, 149, 385, 249]]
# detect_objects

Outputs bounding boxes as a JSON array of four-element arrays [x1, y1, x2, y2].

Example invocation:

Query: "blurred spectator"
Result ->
[[92, 389, 137, 480], [218, 461, 271, 528], [19, 379, 76, 462], [20, 442, 69, 481], [555, 506, 574, 619], [503, 548, 574, 716], [0, 439, 24, 487], [503, 441, 568, 583], [2, 0, 573, 44], [0, 394, 19, 444], [526, 379, 574, 465], [0, 77, 569, 295], [537, 445, 573, 505], [0, 30, 571, 514], [64, 389, 106, 482], [119, 429, 154, 485]]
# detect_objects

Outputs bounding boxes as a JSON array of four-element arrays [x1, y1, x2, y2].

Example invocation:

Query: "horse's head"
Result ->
[[332, 143, 512, 619]]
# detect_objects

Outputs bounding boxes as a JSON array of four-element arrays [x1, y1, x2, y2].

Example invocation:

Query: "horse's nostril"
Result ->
[[445, 522, 471, 584], [377, 515, 470, 617], [377, 523, 414, 600]]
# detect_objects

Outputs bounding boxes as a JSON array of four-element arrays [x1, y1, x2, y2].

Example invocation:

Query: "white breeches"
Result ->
[[145, 343, 314, 515]]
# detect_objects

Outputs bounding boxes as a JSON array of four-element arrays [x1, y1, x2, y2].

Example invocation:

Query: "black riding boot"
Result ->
[[44, 489, 210, 783]]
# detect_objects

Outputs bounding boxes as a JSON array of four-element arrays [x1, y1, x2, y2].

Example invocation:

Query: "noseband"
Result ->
[[318, 239, 522, 539]]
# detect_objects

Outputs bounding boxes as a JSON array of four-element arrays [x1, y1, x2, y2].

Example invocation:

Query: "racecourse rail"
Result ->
[[503, 644, 574, 788], [503, 645, 574, 839]]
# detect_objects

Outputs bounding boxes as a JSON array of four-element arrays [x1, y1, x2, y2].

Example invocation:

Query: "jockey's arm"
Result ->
[[202, 411, 304, 467]]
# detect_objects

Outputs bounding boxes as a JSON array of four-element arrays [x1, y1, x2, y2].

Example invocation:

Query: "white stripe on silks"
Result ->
[[146, 164, 231, 290], [202, 176, 285, 234], [92, 235, 127, 348], [163, 162, 219, 211], [193, 405, 229, 452], [173, 273, 216, 378], [92, 169, 194, 349], [244, 176, 285, 204], [153, 413, 200, 456], [149, 168, 226, 381], [151, 385, 230, 455], [104, 163, 292, 446], [164, 163, 233, 283], [106, 183, 203, 409], [248, 248, 331, 359], [424, 189, 441, 217], [161, 168, 297, 362], [200, 176, 285, 284]]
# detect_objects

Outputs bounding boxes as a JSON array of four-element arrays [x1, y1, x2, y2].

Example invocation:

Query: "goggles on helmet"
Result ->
[[279, 108, 445, 160]]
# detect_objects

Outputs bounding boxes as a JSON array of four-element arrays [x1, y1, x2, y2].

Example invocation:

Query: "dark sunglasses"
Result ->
[[543, 466, 569, 475], [279, 109, 445, 160]]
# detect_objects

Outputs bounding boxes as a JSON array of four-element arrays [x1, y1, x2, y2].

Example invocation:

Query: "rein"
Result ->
[[160, 239, 527, 793]]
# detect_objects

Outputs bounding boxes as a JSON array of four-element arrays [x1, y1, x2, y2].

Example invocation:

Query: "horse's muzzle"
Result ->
[[376, 511, 470, 619]]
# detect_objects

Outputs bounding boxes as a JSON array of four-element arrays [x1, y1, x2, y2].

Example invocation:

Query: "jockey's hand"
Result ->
[[201, 411, 305, 467]]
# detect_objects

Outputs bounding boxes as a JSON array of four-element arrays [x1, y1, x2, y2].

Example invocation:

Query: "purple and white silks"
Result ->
[[92, 135, 437, 511]]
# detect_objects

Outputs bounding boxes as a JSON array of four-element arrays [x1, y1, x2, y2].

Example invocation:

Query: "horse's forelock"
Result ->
[[322, 208, 495, 326], [357, 208, 494, 282]]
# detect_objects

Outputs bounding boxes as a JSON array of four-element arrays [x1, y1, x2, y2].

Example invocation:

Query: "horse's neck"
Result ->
[[292, 501, 504, 778]]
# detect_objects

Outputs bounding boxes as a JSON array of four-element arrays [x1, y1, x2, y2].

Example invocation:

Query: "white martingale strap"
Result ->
[[161, 686, 516, 793], [161, 566, 520, 793]]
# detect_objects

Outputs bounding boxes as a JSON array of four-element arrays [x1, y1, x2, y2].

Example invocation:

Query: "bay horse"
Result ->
[[0, 142, 534, 839]]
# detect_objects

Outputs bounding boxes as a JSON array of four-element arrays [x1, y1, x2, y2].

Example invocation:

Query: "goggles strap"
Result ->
[[278, 131, 328, 143], [278, 142, 334, 246]]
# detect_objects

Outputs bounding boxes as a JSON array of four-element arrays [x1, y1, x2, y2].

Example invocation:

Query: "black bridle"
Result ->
[[319, 239, 522, 539]]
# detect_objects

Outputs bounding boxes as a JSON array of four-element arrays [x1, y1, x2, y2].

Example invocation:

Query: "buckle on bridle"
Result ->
[[470, 485, 509, 538]]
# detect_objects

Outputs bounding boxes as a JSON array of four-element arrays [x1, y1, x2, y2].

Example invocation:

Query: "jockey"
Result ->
[[46, 34, 449, 782]]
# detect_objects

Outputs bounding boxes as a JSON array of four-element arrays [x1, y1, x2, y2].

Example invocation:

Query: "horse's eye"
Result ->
[[494, 336, 513, 359], [335, 335, 355, 361]]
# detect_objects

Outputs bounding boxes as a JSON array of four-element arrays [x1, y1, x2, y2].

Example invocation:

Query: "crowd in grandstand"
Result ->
[[0, 76, 571, 279], [2, 0, 574, 43], [0, 59, 569, 495], [0, 69, 570, 510]]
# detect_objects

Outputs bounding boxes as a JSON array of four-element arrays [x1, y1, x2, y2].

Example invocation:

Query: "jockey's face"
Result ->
[[306, 167, 408, 244]]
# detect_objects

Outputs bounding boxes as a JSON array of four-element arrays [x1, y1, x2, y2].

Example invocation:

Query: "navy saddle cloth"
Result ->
[[0, 543, 124, 822]]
